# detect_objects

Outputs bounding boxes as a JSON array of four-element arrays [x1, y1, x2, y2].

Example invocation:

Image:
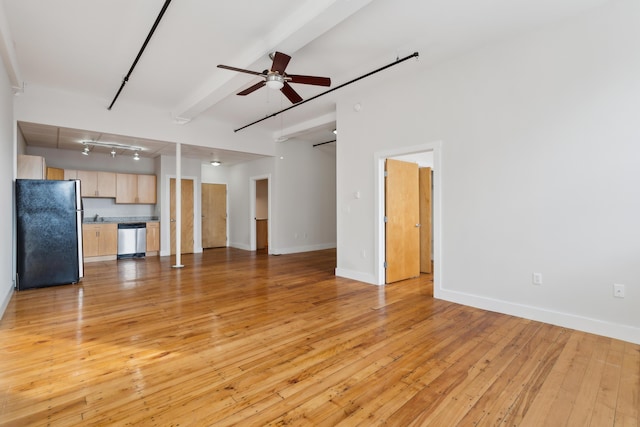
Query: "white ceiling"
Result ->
[[2, 0, 611, 164]]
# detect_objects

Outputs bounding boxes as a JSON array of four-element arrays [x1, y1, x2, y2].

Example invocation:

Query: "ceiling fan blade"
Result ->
[[271, 51, 291, 75], [237, 81, 266, 96], [217, 64, 264, 76], [287, 74, 331, 87], [281, 82, 303, 104]]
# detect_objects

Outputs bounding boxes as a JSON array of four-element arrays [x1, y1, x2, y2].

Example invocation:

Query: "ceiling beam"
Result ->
[[273, 111, 336, 142], [171, 0, 372, 122], [0, 1, 23, 93]]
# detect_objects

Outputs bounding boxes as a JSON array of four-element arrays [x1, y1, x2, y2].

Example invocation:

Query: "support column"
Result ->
[[172, 142, 184, 268]]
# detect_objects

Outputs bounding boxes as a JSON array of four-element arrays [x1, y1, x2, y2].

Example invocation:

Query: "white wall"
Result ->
[[274, 139, 336, 254], [14, 85, 277, 159], [0, 54, 14, 317], [336, 0, 640, 344], [218, 138, 336, 254], [226, 157, 275, 251]]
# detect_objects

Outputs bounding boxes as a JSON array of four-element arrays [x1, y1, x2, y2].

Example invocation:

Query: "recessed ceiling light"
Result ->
[[210, 160, 221, 166]]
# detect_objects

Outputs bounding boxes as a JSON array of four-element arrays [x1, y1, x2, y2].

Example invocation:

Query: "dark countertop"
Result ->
[[83, 216, 159, 224]]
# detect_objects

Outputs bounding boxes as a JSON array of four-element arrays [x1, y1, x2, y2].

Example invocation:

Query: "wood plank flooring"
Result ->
[[0, 248, 638, 426]]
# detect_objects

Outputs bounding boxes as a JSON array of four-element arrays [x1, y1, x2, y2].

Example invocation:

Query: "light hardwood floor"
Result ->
[[0, 248, 638, 426]]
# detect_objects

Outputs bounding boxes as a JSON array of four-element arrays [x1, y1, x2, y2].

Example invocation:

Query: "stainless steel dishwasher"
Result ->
[[117, 223, 147, 259]]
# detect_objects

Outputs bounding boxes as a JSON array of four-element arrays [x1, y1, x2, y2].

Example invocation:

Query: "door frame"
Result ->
[[374, 141, 442, 294], [249, 174, 272, 253]]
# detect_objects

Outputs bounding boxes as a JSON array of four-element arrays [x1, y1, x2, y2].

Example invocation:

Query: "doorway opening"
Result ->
[[249, 174, 272, 253], [374, 142, 441, 294]]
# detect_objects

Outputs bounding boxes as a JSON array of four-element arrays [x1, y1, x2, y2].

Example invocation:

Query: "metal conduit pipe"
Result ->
[[234, 52, 419, 133], [108, 0, 173, 110]]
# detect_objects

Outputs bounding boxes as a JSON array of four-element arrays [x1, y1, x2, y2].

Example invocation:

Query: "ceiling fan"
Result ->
[[217, 52, 331, 104]]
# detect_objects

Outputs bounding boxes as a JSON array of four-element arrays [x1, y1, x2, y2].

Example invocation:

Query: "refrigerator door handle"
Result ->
[[75, 179, 84, 279]]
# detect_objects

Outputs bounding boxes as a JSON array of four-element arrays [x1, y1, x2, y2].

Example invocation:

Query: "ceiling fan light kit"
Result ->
[[265, 74, 285, 90]]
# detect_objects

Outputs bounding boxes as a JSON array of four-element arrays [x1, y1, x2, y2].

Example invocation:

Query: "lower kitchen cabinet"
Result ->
[[146, 222, 160, 253], [83, 223, 117, 259]]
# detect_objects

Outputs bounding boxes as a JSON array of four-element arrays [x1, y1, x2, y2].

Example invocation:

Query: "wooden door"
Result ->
[[385, 159, 420, 283], [419, 167, 433, 274], [201, 183, 227, 248], [256, 220, 268, 250], [170, 178, 194, 254]]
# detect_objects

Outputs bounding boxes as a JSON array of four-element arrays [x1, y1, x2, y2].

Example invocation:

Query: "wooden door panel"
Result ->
[[419, 167, 433, 274], [202, 183, 227, 248], [170, 178, 194, 255], [385, 159, 420, 283]]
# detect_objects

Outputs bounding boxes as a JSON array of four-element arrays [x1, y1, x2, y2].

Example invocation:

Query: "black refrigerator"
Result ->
[[15, 179, 84, 290]]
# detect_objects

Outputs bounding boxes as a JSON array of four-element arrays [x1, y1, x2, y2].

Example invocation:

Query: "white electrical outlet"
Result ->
[[532, 273, 543, 285], [613, 284, 625, 298]]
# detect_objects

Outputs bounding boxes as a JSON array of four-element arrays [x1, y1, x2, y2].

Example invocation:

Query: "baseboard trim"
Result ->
[[335, 268, 377, 285], [438, 289, 640, 345], [274, 243, 336, 255]]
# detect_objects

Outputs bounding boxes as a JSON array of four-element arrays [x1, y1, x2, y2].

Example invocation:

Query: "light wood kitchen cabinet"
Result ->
[[116, 173, 156, 204], [17, 155, 46, 179], [64, 169, 77, 180], [46, 167, 65, 180], [146, 222, 160, 253], [83, 223, 118, 258], [137, 174, 157, 203], [77, 170, 116, 198]]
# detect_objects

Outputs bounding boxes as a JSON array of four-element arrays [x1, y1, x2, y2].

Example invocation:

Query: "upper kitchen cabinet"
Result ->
[[116, 173, 156, 204], [77, 170, 116, 198], [46, 167, 65, 180], [17, 155, 46, 179]]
